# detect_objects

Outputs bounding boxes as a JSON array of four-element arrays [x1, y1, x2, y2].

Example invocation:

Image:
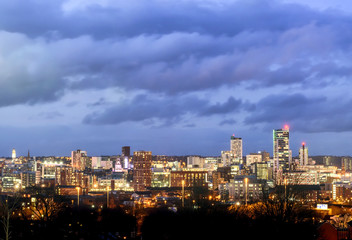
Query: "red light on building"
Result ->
[[302, 142, 306, 146], [284, 124, 289, 130]]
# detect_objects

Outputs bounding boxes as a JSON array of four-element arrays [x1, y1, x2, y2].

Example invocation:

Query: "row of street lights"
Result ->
[[75, 179, 252, 208]]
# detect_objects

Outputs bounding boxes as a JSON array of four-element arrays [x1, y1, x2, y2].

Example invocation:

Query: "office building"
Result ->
[[299, 142, 309, 166], [228, 176, 266, 202], [170, 170, 208, 188], [231, 135, 243, 164], [187, 156, 205, 168], [254, 162, 271, 180], [151, 170, 170, 188], [21, 171, 36, 188], [246, 153, 262, 166], [273, 126, 291, 171], [342, 157, 352, 171], [212, 167, 231, 190], [55, 166, 73, 186], [221, 151, 232, 167]]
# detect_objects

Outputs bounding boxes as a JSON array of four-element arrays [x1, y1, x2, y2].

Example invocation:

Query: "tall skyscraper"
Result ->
[[299, 142, 308, 166], [230, 135, 242, 164], [133, 151, 152, 191], [273, 125, 290, 171], [71, 150, 88, 171]]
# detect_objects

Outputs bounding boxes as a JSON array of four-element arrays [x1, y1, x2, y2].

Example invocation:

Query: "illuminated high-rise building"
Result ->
[[299, 142, 308, 166], [12, 148, 16, 159], [55, 166, 73, 186], [133, 151, 152, 191], [230, 135, 242, 164], [273, 125, 290, 171], [71, 150, 88, 171]]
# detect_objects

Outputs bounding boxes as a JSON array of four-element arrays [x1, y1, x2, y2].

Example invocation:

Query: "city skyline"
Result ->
[[4, 126, 351, 158], [1, 0, 352, 157]]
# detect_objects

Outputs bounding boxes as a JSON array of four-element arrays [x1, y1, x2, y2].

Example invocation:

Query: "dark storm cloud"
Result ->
[[0, 0, 326, 38], [245, 93, 352, 132], [83, 95, 246, 125], [219, 119, 237, 126], [0, 0, 352, 107], [199, 97, 243, 116]]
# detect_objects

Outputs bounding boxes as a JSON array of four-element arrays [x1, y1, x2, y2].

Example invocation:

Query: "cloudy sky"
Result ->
[[0, 0, 352, 157]]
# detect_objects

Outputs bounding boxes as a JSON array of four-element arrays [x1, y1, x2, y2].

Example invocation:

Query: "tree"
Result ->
[[0, 195, 20, 240], [20, 186, 65, 222]]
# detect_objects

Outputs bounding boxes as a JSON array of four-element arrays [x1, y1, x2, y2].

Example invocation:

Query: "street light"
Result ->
[[181, 180, 185, 208], [244, 178, 248, 206], [284, 178, 287, 201], [76, 187, 80, 207], [106, 186, 110, 208]]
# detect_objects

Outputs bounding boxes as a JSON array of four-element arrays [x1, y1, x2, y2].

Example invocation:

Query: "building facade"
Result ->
[[71, 150, 88, 171], [246, 153, 262, 166], [273, 126, 290, 171], [231, 136, 243, 164], [133, 151, 152, 191], [170, 170, 208, 188]]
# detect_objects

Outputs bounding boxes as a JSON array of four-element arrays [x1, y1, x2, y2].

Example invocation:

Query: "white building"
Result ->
[[187, 156, 205, 168], [92, 156, 113, 169], [230, 135, 242, 164], [221, 151, 232, 167], [246, 153, 262, 166]]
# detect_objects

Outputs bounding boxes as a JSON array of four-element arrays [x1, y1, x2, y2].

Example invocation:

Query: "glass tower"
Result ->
[[273, 125, 290, 171]]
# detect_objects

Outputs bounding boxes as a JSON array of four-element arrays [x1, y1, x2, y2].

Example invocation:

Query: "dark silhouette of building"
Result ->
[[122, 146, 130, 157]]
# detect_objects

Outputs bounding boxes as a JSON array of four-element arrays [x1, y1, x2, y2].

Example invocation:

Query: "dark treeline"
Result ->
[[0, 201, 319, 240], [142, 206, 317, 240], [0, 184, 323, 240], [0, 191, 136, 240], [8, 206, 136, 240]]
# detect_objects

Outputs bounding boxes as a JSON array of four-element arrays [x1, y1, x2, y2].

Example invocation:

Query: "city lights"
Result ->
[[0, 102, 346, 238]]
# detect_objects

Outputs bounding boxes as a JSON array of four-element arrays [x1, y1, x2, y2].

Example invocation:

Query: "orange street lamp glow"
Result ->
[[76, 187, 80, 207], [244, 178, 248, 206]]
